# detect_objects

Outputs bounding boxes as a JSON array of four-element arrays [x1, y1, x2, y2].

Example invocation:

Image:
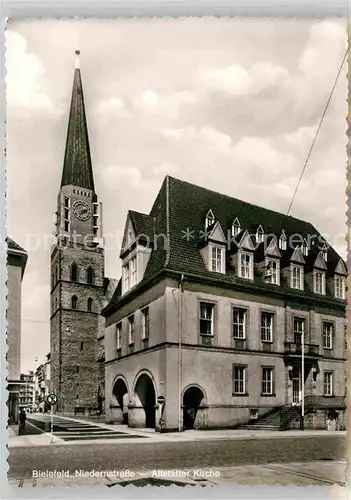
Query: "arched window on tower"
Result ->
[[86, 266, 94, 285], [71, 263, 78, 282], [87, 298, 93, 312], [71, 295, 78, 310]]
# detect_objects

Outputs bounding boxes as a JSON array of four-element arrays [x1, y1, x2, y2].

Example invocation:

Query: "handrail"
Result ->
[[280, 394, 346, 429]]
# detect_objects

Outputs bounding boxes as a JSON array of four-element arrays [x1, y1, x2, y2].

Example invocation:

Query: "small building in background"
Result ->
[[6, 237, 28, 424], [34, 353, 52, 412], [19, 371, 35, 410]]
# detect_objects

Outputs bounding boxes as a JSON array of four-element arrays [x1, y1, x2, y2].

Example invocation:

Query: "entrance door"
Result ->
[[292, 366, 301, 405]]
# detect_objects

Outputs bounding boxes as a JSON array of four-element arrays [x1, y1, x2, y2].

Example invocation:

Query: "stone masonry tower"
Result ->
[[50, 50, 105, 414]]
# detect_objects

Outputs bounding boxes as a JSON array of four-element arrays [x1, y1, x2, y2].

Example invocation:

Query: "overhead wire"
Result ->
[[287, 47, 348, 216]]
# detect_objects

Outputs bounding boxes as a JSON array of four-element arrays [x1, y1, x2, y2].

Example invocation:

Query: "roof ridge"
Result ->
[[166, 175, 314, 228]]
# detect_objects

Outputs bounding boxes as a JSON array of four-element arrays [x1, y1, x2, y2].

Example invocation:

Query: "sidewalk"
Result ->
[[7, 414, 347, 447], [7, 461, 347, 488]]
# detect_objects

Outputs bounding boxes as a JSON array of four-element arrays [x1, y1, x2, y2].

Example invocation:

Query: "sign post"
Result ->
[[157, 396, 166, 432], [46, 393, 58, 443]]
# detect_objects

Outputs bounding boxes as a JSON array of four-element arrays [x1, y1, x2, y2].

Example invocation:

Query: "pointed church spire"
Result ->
[[61, 50, 95, 191]]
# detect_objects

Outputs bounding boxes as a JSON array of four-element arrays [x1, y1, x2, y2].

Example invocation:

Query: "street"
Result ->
[[24, 415, 146, 441], [8, 434, 345, 480]]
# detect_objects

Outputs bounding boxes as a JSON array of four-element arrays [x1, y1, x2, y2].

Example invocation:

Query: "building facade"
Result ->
[[50, 51, 114, 415], [6, 237, 28, 424], [103, 177, 347, 431], [19, 371, 35, 410], [34, 354, 52, 412]]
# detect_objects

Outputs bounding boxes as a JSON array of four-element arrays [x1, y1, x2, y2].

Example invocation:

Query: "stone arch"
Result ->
[[112, 375, 130, 424], [70, 262, 78, 282], [71, 295, 78, 309], [86, 266, 94, 285], [182, 384, 207, 430], [132, 370, 157, 429], [87, 297, 93, 312]]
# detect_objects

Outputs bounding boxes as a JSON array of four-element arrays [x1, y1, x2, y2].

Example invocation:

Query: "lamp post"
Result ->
[[301, 328, 305, 430]]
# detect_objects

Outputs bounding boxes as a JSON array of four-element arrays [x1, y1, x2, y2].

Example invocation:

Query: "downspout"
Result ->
[[178, 273, 184, 432]]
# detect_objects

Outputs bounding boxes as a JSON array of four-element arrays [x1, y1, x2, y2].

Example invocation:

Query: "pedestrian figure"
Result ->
[[19, 409, 26, 435]]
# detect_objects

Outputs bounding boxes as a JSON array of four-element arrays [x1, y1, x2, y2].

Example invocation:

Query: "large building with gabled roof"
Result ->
[[103, 176, 347, 431]]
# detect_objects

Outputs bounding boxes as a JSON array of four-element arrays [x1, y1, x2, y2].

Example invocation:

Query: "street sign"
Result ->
[[46, 393, 58, 406], [157, 396, 165, 404]]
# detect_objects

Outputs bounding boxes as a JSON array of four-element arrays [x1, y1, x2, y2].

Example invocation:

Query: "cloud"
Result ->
[[101, 166, 142, 189], [135, 89, 197, 118], [94, 97, 131, 118], [5, 31, 55, 114], [153, 162, 179, 176], [203, 62, 289, 97]]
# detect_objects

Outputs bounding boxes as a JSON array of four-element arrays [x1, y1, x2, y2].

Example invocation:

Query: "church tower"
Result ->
[[50, 50, 105, 414]]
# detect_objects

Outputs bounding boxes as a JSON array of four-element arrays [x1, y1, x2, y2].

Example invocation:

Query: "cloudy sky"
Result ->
[[6, 18, 347, 373]]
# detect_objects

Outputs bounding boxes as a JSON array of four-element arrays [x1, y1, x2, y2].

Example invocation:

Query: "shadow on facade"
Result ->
[[113, 378, 129, 425], [134, 373, 156, 429]]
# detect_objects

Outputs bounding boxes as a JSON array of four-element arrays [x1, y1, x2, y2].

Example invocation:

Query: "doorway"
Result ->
[[183, 386, 205, 430], [292, 366, 301, 405]]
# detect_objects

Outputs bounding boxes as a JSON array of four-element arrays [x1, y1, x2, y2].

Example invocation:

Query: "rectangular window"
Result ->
[[314, 271, 325, 294], [211, 246, 223, 273], [323, 372, 333, 396], [116, 323, 122, 350], [232, 308, 246, 339], [323, 322, 333, 349], [262, 367, 274, 395], [266, 260, 279, 285], [123, 263, 130, 292], [261, 312, 274, 342], [130, 257, 137, 287], [199, 302, 214, 336], [128, 316, 135, 345], [291, 265, 303, 290], [239, 253, 253, 279], [233, 365, 246, 394], [141, 307, 150, 339], [64, 196, 70, 208], [64, 221, 70, 232], [294, 317, 305, 344], [335, 276, 345, 299], [93, 202, 99, 215]]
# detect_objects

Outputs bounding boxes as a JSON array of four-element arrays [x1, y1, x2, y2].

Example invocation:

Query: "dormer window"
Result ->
[[205, 209, 215, 229], [335, 276, 346, 299], [210, 245, 225, 273], [238, 252, 253, 280], [302, 240, 309, 256], [314, 270, 325, 295], [256, 225, 264, 244], [279, 230, 287, 250], [291, 264, 304, 291], [123, 262, 130, 292], [127, 229, 133, 247], [232, 218, 241, 237], [265, 259, 280, 285], [322, 245, 328, 261], [122, 255, 138, 294]]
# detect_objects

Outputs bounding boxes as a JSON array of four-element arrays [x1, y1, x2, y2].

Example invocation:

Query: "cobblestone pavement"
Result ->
[[7, 434, 346, 481]]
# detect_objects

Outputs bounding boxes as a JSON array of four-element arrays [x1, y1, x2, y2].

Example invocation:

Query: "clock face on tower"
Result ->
[[72, 200, 91, 221]]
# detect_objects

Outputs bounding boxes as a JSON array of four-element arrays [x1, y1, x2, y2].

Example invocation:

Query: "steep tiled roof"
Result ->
[[6, 237, 27, 254], [129, 211, 155, 240], [61, 64, 94, 191], [102, 176, 345, 316]]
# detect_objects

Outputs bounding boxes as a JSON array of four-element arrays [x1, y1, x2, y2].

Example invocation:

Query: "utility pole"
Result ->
[[301, 327, 305, 430]]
